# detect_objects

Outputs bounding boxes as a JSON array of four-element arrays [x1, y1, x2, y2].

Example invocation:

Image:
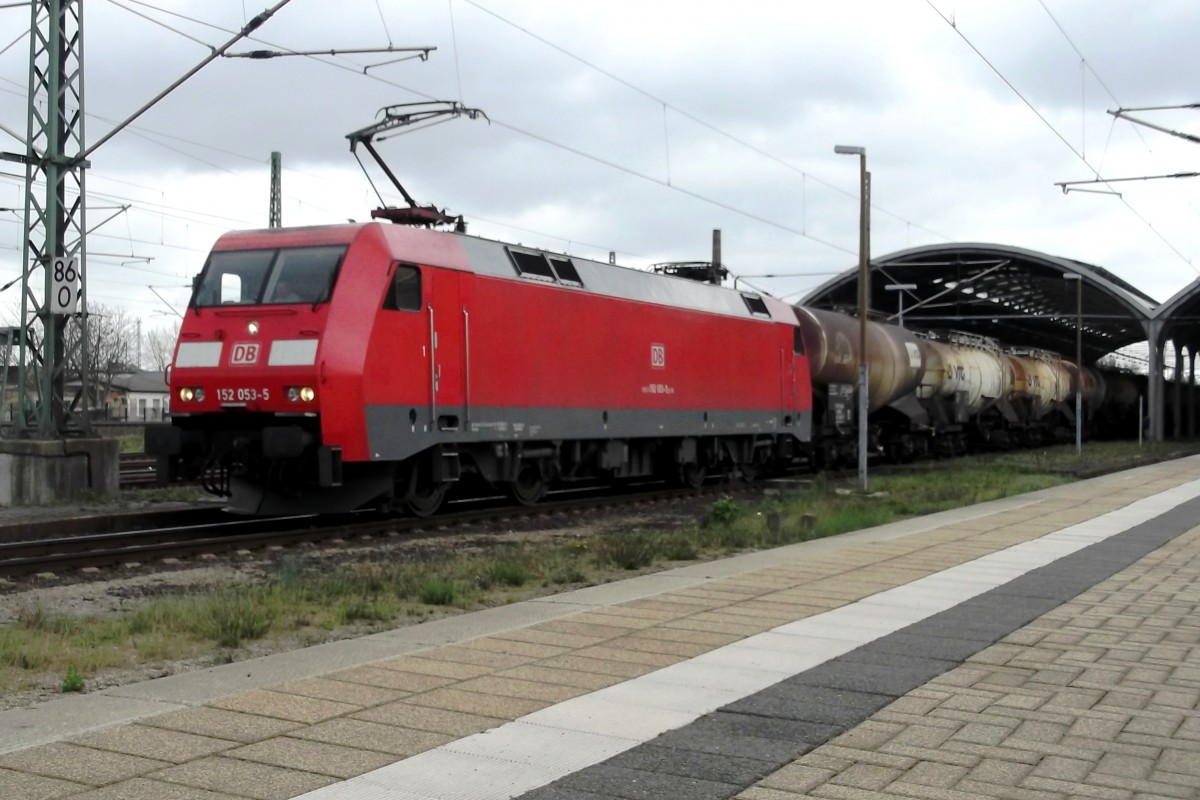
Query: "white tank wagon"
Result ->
[[1009, 349, 1072, 412]]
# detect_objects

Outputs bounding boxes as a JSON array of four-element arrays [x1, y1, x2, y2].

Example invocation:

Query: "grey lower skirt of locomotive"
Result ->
[[144, 410, 811, 516]]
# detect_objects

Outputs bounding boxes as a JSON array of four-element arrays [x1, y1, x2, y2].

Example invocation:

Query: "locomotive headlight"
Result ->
[[179, 387, 193, 402], [247, 321, 259, 335], [286, 386, 316, 403]]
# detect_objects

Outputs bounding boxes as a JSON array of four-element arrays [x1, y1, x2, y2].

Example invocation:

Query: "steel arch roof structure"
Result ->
[[799, 243, 1158, 365], [1152, 277, 1200, 352]]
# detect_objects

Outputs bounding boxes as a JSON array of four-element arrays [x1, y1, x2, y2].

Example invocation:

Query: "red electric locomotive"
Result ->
[[146, 222, 814, 515]]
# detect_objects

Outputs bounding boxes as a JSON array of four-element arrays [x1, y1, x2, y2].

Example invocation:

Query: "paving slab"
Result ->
[[68, 724, 234, 763], [149, 756, 336, 800], [137, 706, 304, 743], [0, 767, 86, 800], [0, 742, 169, 786], [66, 777, 245, 800], [288, 718, 453, 757]]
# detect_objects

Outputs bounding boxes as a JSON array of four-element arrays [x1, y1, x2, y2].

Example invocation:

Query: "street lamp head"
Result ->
[[834, 145, 865, 156], [1063, 273, 1081, 281], [884, 283, 917, 292]]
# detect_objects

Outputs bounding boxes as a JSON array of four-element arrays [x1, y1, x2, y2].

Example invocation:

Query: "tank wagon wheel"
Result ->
[[506, 464, 547, 506], [404, 482, 448, 517]]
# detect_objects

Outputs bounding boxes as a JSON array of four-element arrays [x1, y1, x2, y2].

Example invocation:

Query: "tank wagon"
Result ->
[[146, 223, 812, 515], [794, 308, 1140, 465]]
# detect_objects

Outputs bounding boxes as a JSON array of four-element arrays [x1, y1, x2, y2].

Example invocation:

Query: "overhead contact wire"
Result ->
[[921, 0, 1195, 273]]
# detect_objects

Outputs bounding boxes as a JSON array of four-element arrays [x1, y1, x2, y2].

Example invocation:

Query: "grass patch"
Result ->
[[114, 434, 145, 454], [0, 441, 1166, 696], [487, 561, 529, 588], [61, 665, 84, 693], [419, 580, 457, 606], [591, 529, 660, 570], [193, 588, 278, 649]]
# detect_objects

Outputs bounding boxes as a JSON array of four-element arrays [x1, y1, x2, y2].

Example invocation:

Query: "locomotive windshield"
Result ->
[[192, 245, 347, 307]]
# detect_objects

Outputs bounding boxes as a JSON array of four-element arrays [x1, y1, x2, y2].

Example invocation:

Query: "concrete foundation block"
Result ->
[[0, 437, 120, 506]]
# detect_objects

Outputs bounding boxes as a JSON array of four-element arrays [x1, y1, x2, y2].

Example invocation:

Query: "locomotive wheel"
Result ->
[[680, 462, 706, 489], [404, 482, 447, 517], [506, 465, 547, 506]]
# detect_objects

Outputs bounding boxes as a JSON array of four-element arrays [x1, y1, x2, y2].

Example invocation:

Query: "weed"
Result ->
[[376, 567, 422, 601], [659, 531, 700, 561], [419, 580, 456, 606], [197, 590, 275, 648], [487, 562, 529, 587], [537, 546, 587, 585], [16, 604, 79, 636], [337, 597, 394, 624], [61, 664, 84, 693], [714, 515, 765, 551], [706, 496, 742, 526], [592, 530, 660, 570]]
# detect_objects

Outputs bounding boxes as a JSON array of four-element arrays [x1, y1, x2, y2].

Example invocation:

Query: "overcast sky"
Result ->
[[0, 0, 1197, 340]]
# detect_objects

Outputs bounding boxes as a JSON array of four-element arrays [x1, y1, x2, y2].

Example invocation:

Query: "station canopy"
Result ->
[[1150, 276, 1200, 358], [799, 243, 1158, 365]]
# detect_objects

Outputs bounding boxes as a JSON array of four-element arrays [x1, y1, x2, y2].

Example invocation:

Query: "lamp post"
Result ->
[[835, 145, 870, 492], [1064, 273, 1082, 453], [885, 283, 917, 327]]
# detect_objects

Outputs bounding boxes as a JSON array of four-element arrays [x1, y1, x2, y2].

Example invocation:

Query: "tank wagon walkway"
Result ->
[[4, 460, 1200, 800]]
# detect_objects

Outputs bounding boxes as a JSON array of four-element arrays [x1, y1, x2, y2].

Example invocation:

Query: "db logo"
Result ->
[[650, 344, 666, 369], [230, 342, 260, 365]]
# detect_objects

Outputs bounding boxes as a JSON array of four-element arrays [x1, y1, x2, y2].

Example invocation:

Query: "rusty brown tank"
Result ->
[[794, 307, 925, 412]]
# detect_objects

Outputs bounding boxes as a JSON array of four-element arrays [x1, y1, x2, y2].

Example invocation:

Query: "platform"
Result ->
[[1, 456, 1199, 799]]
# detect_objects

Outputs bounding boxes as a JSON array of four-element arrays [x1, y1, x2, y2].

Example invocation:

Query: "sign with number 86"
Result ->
[[51, 256, 79, 314]]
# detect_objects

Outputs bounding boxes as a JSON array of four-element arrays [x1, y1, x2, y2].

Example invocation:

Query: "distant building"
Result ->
[[111, 371, 170, 421]]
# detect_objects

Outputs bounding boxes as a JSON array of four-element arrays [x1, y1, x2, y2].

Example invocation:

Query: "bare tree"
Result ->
[[64, 303, 138, 409], [143, 322, 179, 374]]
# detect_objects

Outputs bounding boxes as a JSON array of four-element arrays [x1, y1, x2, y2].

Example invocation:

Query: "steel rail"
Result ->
[[0, 483, 745, 579]]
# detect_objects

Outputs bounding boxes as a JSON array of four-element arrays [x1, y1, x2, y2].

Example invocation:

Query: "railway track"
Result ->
[[118, 452, 161, 488], [0, 481, 756, 580]]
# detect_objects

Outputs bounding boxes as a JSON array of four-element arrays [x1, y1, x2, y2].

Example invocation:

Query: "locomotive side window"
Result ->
[[509, 250, 555, 281], [220, 274, 243, 304], [742, 294, 770, 317], [548, 256, 583, 286], [793, 326, 805, 354], [384, 264, 422, 312], [507, 248, 585, 288]]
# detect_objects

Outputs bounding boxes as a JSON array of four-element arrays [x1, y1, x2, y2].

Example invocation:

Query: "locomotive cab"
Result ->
[[146, 235, 361, 512]]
